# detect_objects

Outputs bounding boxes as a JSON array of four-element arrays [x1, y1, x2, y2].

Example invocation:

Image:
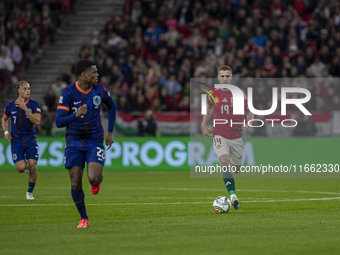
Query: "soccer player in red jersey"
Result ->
[[202, 65, 253, 210]]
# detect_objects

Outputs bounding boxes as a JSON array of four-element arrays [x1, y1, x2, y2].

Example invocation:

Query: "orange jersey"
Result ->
[[208, 89, 248, 140]]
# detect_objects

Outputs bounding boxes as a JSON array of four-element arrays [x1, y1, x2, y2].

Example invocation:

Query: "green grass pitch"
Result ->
[[1, 170, 340, 255]]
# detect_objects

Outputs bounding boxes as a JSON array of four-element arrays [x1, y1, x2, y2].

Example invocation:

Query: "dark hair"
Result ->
[[16, 80, 29, 97], [75, 59, 96, 76], [218, 65, 232, 74]]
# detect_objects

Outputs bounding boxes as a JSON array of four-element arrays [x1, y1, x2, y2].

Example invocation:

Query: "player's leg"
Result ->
[[213, 135, 238, 206], [12, 146, 26, 173], [219, 154, 237, 196], [228, 138, 245, 210], [25, 145, 39, 200], [86, 145, 105, 195], [87, 162, 103, 194], [65, 147, 89, 228], [24, 159, 38, 200], [14, 160, 26, 173]]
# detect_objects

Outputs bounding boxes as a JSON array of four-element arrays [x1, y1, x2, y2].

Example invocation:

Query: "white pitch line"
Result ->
[[2, 186, 340, 196], [0, 195, 276, 200], [2, 187, 340, 199], [1, 197, 340, 207], [242, 197, 340, 203]]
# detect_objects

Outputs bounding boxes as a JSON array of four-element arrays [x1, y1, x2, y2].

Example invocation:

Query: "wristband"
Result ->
[[4, 131, 9, 136]]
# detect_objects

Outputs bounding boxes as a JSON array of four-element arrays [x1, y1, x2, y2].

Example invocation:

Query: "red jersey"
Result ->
[[208, 89, 248, 140]]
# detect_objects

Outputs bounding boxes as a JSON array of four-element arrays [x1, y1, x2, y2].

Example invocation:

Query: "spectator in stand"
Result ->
[[37, 105, 53, 136], [51, 77, 67, 97], [176, 0, 193, 26], [177, 96, 190, 112], [159, 86, 172, 112], [253, 27, 268, 47], [118, 57, 131, 78], [62, 66, 72, 84], [161, 74, 182, 98], [6, 38, 23, 69], [253, 47, 266, 68], [138, 110, 157, 137], [319, 45, 331, 65], [164, 23, 179, 44], [132, 38, 150, 62], [94, 47, 107, 76], [268, 0, 285, 18], [130, 0, 142, 24], [117, 93, 132, 112], [42, 4, 56, 44], [261, 57, 277, 77], [310, 56, 326, 77], [145, 19, 164, 46], [294, 0, 306, 16], [150, 98, 162, 113], [101, 58, 114, 78], [44, 87, 58, 111], [252, 82, 269, 110], [107, 31, 122, 48], [329, 57, 340, 77], [296, 56, 307, 75], [134, 94, 149, 112], [0, 47, 15, 79]]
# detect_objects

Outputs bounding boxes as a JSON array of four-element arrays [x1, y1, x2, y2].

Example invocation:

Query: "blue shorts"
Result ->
[[64, 145, 105, 168], [11, 143, 39, 164]]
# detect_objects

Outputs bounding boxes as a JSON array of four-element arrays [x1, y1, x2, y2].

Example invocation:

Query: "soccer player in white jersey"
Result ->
[[202, 65, 253, 209]]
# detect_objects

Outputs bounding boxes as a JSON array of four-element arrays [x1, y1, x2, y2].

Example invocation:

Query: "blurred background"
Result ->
[[1, 0, 340, 138], [1, 0, 340, 171]]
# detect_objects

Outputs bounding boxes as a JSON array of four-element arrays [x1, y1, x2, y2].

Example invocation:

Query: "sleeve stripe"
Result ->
[[34, 113, 41, 115], [3, 113, 9, 119], [57, 106, 70, 111]]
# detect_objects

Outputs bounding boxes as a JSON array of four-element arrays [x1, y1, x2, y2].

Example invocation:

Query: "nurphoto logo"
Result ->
[[199, 83, 312, 128]]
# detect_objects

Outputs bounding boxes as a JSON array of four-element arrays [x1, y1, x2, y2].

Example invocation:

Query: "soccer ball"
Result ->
[[213, 196, 231, 213]]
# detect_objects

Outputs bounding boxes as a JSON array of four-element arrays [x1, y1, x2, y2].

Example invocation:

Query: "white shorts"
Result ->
[[212, 135, 244, 165]]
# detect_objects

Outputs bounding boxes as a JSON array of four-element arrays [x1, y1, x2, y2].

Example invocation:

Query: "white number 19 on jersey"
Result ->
[[221, 105, 229, 114]]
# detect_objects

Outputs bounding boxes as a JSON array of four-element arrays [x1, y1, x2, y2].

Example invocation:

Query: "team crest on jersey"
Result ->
[[93, 95, 101, 108], [217, 145, 221, 149], [13, 154, 17, 160], [215, 97, 219, 103]]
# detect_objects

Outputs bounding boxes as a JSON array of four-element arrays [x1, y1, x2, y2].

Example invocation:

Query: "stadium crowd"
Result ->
[[43, 0, 340, 113], [0, 0, 74, 90]]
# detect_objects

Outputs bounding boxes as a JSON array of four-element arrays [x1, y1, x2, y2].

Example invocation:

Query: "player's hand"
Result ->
[[202, 124, 213, 137], [245, 124, 252, 133], [4, 132, 11, 141], [105, 132, 114, 150], [15, 100, 27, 110], [76, 104, 87, 117]]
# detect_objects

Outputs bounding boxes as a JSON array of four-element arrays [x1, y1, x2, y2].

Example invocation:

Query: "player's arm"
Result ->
[[55, 90, 88, 128], [55, 106, 87, 128], [15, 100, 40, 125], [2, 115, 11, 141], [245, 110, 254, 133], [103, 93, 117, 150], [202, 103, 214, 137]]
